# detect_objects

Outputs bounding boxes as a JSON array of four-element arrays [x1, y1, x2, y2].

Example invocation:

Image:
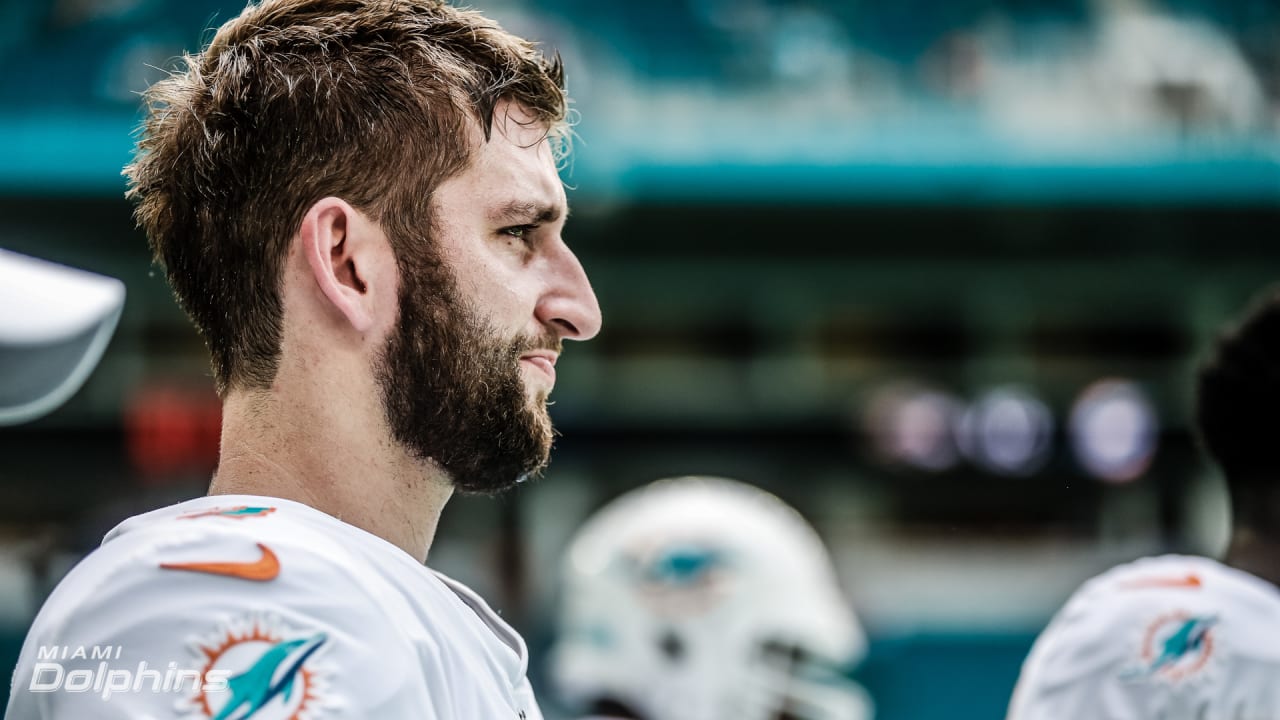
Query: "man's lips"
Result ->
[[519, 353, 557, 383]]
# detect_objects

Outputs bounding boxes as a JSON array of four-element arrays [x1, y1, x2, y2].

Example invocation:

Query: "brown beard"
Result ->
[[374, 241, 557, 495]]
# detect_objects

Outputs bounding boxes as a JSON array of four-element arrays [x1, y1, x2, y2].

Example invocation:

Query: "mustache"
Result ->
[[512, 330, 563, 356]]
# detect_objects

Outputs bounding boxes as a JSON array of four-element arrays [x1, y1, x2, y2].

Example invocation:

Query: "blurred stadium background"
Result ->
[[1, 0, 1278, 717]]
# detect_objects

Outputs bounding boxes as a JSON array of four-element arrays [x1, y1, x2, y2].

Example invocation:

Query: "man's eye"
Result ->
[[500, 225, 538, 243]]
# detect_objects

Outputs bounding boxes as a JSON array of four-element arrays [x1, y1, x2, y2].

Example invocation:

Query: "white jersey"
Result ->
[[6, 494, 542, 720], [1008, 554, 1280, 720]]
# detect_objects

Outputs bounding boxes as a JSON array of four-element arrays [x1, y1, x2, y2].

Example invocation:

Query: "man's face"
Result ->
[[377, 101, 601, 494]]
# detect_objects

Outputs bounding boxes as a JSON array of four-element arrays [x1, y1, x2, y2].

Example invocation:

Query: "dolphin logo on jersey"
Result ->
[[1147, 617, 1215, 673], [184, 614, 333, 720], [1123, 613, 1217, 683], [213, 634, 327, 720]]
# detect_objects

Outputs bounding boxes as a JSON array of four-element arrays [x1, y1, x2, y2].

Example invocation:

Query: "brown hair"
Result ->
[[125, 0, 568, 394]]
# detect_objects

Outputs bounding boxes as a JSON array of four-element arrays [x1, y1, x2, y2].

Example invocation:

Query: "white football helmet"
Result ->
[[550, 476, 872, 720]]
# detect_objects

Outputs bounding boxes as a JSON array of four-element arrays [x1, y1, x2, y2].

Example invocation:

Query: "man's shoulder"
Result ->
[[1029, 554, 1280, 679], [35, 497, 401, 637], [9, 498, 444, 719]]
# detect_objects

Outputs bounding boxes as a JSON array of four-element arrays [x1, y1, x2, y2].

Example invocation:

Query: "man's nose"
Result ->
[[535, 239, 602, 341]]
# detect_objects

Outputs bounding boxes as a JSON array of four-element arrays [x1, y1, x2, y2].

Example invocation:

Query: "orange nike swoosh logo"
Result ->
[[1124, 573, 1202, 590], [159, 543, 280, 582]]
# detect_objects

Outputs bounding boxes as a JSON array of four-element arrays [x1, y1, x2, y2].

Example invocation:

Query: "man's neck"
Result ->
[[1225, 526, 1280, 588], [208, 389, 453, 564]]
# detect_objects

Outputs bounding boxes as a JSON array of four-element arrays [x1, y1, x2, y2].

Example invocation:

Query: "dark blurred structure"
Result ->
[[0, 1, 1277, 718]]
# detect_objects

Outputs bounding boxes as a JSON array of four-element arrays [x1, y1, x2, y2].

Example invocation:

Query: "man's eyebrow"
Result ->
[[488, 200, 568, 225]]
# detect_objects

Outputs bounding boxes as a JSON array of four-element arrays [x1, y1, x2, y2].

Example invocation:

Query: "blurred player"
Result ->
[[551, 476, 872, 720], [7, 0, 600, 717], [1007, 290, 1280, 720]]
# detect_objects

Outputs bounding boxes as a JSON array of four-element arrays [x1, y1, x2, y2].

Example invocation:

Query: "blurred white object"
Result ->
[[863, 382, 963, 472], [1094, 3, 1266, 134], [1069, 379, 1159, 483], [980, 1, 1266, 144], [0, 248, 125, 425], [1008, 555, 1280, 720], [551, 476, 872, 720], [956, 386, 1054, 477]]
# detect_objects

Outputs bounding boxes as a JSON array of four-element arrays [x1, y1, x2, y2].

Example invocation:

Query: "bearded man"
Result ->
[[7, 1, 600, 717]]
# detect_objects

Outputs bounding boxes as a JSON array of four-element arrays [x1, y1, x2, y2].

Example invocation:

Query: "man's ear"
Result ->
[[299, 197, 383, 334]]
